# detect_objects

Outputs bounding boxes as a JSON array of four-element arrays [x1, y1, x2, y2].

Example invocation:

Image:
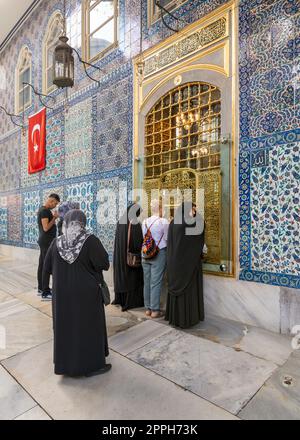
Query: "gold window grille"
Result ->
[[143, 82, 222, 265]]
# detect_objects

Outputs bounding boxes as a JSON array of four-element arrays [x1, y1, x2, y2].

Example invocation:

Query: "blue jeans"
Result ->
[[142, 248, 167, 312]]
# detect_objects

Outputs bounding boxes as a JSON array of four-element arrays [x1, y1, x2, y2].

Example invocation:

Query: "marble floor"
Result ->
[[0, 255, 299, 420]]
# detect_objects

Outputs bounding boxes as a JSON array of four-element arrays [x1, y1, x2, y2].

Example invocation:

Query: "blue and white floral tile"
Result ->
[[42, 187, 64, 205], [66, 181, 95, 233], [7, 194, 22, 242], [65, 98, 93, 179], [23, 190, 40, 245], [0, 196, 8, 241], [41, 112, 65, 184], [250, 142, 300, 276], [20, 129, 40, 189], [0, 133, 21, 192]]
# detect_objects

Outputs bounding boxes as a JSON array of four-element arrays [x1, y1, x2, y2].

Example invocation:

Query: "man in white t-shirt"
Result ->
[[142, 199, 169, 319]]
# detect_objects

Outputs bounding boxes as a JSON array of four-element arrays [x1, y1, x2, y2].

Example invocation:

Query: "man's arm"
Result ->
[[41, 212, 58, 232]]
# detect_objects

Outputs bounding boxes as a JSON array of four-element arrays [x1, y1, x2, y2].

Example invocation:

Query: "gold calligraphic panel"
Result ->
[[197, 169, 221, 263], [144, 16, 227, 77]]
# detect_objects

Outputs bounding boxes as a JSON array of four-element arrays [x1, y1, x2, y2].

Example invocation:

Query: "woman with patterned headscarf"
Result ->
[[43, 209, 111, 377], [57, 201, 80, 236]]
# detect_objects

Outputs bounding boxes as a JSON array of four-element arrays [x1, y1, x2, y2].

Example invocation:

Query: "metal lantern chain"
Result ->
[[53, 0, 102, 89]]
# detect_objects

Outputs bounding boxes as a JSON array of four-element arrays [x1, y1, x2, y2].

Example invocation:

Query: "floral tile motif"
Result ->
[[96, 175, 130, 257], [0, 209, 7, 240], [0, 197, 8, 241], [240, 0, 300, 139], [20, 129, 40, 188], [7, 194, 22, 242], [96, 77, 132, 172], [23, 190, 40, 245], [65, 98, 93, 178], [66, 181, 94, 232], [250, 142, 300, 276], [42, 187, 64, 209], [0, 134, 20, 192], [41, 113, 64, 184], [239, 0, 300, 287]]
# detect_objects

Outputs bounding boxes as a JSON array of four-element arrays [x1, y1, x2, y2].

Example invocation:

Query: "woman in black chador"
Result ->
[[113, 203, 144, 311], [165, 202, 205, 329], [43, 209, 111, 377]]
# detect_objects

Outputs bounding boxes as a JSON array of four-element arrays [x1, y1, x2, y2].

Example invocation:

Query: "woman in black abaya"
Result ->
[[165, 202, 205, 329], [43, 209, 111, 377], [112, 203, 144, 311]]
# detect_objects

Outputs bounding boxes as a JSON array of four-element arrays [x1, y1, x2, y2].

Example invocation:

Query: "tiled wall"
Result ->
[[239, 0, 300, 288], [0, 0, 299, 288]]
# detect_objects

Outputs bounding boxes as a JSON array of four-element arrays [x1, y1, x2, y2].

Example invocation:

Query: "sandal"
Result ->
[[151, 311, 163, 319], [145, 309, 151, 317]]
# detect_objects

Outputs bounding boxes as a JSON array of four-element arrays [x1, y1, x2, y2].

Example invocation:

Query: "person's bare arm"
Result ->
[[41, 213, 58, 232]]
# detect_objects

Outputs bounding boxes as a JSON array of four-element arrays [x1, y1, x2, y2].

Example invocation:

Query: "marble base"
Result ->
[[280, 288, 300, 334], [204, 275, 281, 333]]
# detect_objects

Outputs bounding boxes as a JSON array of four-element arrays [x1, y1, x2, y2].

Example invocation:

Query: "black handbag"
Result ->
[[127, 221, 142, 268], [99, 280, 111, 306]]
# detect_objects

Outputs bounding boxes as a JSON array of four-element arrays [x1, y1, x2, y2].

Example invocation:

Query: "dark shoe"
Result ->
[[37, 289, 43, 296], [85, 364, 112, 377], [41, 291, 52, 301]]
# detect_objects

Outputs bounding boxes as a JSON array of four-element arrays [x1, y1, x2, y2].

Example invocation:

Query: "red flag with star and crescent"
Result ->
[[28, 108, 46, 174]]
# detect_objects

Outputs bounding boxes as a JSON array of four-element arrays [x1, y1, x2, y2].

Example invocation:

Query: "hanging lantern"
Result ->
[[53, 36, 74, 88]]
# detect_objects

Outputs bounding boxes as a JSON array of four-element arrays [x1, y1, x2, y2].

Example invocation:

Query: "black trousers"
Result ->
[[37, 243, 51, 292]]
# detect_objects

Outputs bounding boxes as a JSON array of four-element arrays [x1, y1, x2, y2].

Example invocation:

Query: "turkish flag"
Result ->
[[28, 108, 46, 174]]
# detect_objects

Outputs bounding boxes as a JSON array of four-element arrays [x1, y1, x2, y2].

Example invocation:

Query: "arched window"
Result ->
[[43, 11, 64, 94], [83, 0, 118, 62], [15, 46, 32, 113], [149, 0, 188, 25]]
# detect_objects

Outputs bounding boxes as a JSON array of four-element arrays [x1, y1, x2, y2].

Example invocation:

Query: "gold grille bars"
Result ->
[[145, 82, 221, 179]]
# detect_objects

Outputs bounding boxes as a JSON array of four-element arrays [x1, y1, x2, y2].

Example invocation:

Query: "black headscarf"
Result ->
[[167, 202, 205, 297], [113, 203, 143, 294], [56, 209, 91, 264]]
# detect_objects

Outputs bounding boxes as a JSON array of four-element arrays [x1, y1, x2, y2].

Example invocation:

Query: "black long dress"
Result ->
[[113, 205, 144, 311], [165, 204, 205, 329], [43, 235, 110, 376]]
